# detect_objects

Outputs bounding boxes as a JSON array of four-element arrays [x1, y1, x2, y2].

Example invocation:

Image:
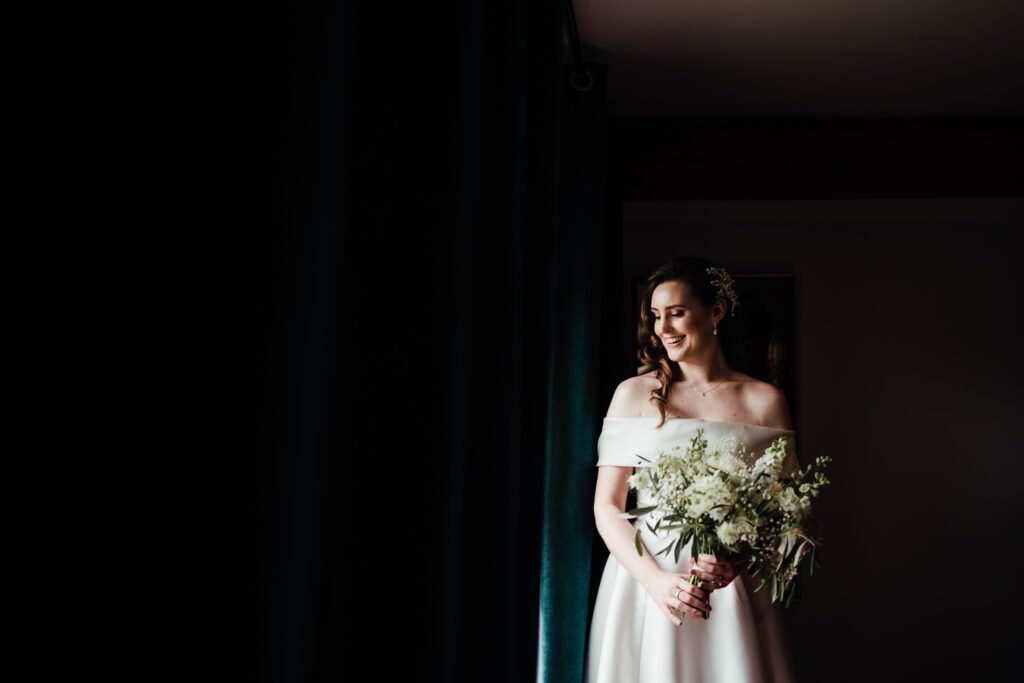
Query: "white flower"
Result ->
[[778, 488, 801, 513], [684, 488, 715, 518], [716, 520, 742, 546], [710, 451, 745, 477], [682, 472, 737, 520], [628, 469, 651, 491], [717, 516, 756, 547]]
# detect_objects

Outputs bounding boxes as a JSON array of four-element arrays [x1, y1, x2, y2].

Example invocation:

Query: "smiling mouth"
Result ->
[[665, 335, 686, 347]]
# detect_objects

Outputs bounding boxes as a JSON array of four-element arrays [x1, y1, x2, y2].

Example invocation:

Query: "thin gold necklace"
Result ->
[[686, 370, 732, 397]]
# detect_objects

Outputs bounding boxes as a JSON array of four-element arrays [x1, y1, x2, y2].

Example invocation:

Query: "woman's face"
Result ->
[[650, 280, 717, 359]]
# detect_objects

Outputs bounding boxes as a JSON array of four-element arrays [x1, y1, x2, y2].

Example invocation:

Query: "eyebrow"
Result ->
[[651, 305, 686, 311]]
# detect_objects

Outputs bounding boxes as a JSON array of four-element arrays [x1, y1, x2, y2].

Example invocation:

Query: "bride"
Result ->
[[586, 256, 798, 682]]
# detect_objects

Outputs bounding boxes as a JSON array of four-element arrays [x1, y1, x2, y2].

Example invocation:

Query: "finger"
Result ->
[[689, 566, 724, 583], [666, 604, 684, 626], [694, 557, 729, 573], [697, 553, 727, 566], [690, 573, 718, 590], [690, 566, 727, 588], [680, 594, 711, 617], [706, 563, 730, 578], [678, 582, 712, 606], [672, 596, 706, 620]]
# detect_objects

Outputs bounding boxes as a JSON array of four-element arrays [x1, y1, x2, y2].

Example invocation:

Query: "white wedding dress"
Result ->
[[585, 416, 800, 683]]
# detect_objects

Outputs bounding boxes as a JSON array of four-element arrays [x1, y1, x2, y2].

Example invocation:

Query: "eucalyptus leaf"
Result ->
[[622, 504, 658, 519], [795, 539, 810, 566]]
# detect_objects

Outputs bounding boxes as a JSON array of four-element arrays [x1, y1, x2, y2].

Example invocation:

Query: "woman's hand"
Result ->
[[642, 569, 714, 626], [689, 553, 742, 589]]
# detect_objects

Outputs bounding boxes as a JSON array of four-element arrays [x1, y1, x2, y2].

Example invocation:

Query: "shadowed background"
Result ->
[[91, 1, 1023, 681]]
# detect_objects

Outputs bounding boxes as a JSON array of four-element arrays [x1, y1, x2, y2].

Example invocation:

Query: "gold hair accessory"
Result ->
[[706, 266, 739, 317]]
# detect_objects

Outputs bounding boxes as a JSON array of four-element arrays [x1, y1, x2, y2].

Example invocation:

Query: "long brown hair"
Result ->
[[637, 256, 752, 428]]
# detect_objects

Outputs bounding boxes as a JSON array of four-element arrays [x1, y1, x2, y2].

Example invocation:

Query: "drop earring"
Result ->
[[713, 324, 718, 336]]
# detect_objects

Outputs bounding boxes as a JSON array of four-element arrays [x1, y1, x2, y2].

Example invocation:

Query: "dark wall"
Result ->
[[604, 102, 1024, 683], [612, 118, 1023, 200]]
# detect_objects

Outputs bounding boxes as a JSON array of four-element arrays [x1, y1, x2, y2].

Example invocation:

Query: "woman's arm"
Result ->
[[593, 378, 715, 622], [593, 466, 663, 587], [593, 378, 663, 586]]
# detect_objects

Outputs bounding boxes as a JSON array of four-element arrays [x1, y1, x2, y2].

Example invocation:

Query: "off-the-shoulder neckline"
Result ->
[[603, 416, 795, 433]]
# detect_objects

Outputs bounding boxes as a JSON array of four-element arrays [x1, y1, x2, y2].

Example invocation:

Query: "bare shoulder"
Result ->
[[605, 374, 655, 418], [744, 379, 794, 430]]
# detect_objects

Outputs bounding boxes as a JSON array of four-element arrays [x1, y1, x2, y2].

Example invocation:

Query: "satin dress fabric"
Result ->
[[585, 416, 800, 683]]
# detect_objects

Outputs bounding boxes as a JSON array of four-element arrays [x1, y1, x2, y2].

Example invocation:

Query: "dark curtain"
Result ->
[[96, 1, 617, 681], [537, 62, 614, 683]]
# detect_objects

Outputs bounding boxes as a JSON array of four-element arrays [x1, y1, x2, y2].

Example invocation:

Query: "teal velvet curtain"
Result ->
[[537, 63, 613, 683], [101, 1, 617, 679], [267, 7, 619, 679]]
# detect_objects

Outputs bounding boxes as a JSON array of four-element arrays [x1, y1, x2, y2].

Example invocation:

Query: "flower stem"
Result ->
[[688, 573, 710, 620]]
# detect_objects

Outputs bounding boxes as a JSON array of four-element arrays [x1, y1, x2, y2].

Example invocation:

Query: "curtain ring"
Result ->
[[569, 67, 593, 92]]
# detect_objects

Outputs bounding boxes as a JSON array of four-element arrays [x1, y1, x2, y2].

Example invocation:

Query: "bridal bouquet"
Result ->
[[618, 428, 832, 615]]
